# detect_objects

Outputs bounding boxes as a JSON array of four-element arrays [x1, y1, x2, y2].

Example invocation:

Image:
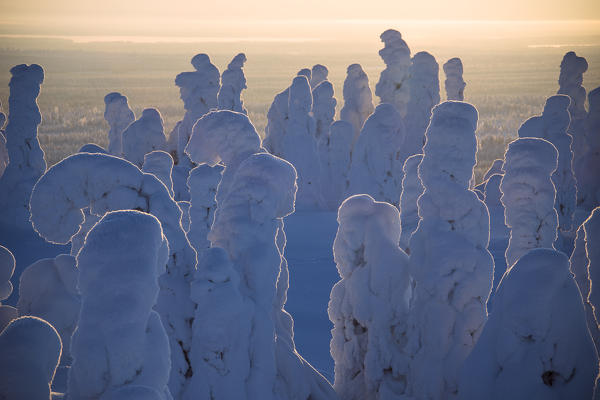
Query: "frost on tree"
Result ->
[[68, 211, 171, 400], [143, 150, 175, 198], [340, 63, 375, 142], [218, 53, 248, 114], [407, 101, 493, 399], [186, 164, 223, 253], [443, 58, 466, 101], [500, 138, 558, 268], [404, 51, 440, 157], [0, 316, 62, 399], [576, 86, 600, 214], [29, 153, 197, 398], [312, 80, 337, 147], [375, 30, 411, 117], [202, 153, 337, 399], [399, 154, 423, 253], [518, 95, 575, 251], [104, 92, 135, 156], [321, 120, 354, 210], [122, 108, 167, 168], [0, 245, 17, 331], [17, 254, 79, 365], [0, 64, 46, 230], [174, 53, 220, 167], [458, 249, 598, 400], [347, 103, 406, 205], [310, 64, 328, 88], [329, 194, 411, 399]]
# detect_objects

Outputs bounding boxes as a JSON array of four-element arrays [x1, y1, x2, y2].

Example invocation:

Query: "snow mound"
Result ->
[[576, 86, 600, 213], [321, 120, 354, 210], [312, 80, 336, 146]]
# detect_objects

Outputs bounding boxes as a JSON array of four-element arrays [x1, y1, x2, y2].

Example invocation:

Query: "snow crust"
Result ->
[[340, 64, 375, 142], [443, 58, 466, 101], [218, 53, 247, 114], [104, 92, 135, 156], [122, 108, 167, 168], [375, 30, 411, 117]]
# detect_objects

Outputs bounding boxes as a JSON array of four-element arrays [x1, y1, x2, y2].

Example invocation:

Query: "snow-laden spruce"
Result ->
[[329, 194, 411, 399], [398, 154, 423, 252], [143, 150, 175, 198], [68, 211, 171, 400], [458, 249, 598, 400], [29, 153, 197, 398], [407, 101, 493, 399], [501, 138, 558, 268], [0, 64, 46, 230], [576, 86, 600, 214], [404, 51, 440, 157], [347, 103, 406, 205], [17, 254, 79, 365], [518, 95, 575, 250], [312, 80, 337, 147], [0, 316, 62, 400], [0, 245, 17, 331], [320, 120, 354, 210], [122, 108, 166, 168], [186, 164, 223, 253], [310, 64, 329, 88], [218, 53, 248, 114], [375, 29, 411, 117], [340, 64, 375, 142], [104, 92, 135, 156], [443, 58, 466, 101]]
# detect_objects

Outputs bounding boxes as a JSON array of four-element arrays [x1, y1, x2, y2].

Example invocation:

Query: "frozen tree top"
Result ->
[[218, 53, 248, 114], [378, 29, 410, 66], [122, 108, 166, 168], [340, 63, 375, 141], [0, 245, 15, 302], [310, 64, 328, 88], [104, 92, 135, 155], [175, 53, 220, 112], [443, 57, 466, 101], [375, 30, 412, 116], [297, 68, 312, 81], [558, 51, 588, 119], [503, 137, 558, 174]]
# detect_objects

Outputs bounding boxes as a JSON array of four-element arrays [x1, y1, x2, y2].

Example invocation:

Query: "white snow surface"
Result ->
[[329, 194, 411, 399], [186, 164, 223, 253], [458, 248, 598, 400], [122, 108, 167, 168], [68, 210, 171, 400], [340, 64, 375, 143], [312, 80, 336, 147], [375, 30, 412, 117], [398, 153, 423, 252], [218, 53, 248, 114], [104, 92, 135, 156], [443, 58, 466, 101], [143, 150, 175, 198]]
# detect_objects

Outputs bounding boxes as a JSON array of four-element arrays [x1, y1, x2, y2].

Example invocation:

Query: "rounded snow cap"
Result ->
[[10, 64, 44, 86], [228, 53, 247, 69], [140, 108, 163, 125], [431, 101, 478, 131], [78, 143, 107, 154], [444, 57, 463, 75], [311, 64, 328, 86], [104, 92, 128, 106], [412, 51, 438, 74], [289, 75, 312, 112], [544, 94, 571, 114], [0, 245, 15, 301], [297, 68, 312, 80], [347, 63, 366, 78], [369, 102, 404, 129], [191, 53, 211, 70], [560, 51, 588, 76], [503, 138, 558, 175]]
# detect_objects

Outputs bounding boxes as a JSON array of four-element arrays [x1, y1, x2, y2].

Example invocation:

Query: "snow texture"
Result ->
[[576, 86, 600, 213], [501, 138, 558, 268], [172, 164, 191, 202], [347, 103, 406, 205], [404, 51, 440, 157], [375, 30, 411, 117], [186, 164, 223, 253], [218, 53, 248, 114], [312, 80, 337, 147], [29, 153, 197, 398], [17, 254, 79, 364], [0, 316, 62, 400], [398, 154, 423, 252], [0, 64, 46, 230], [329, 194, 411, 399], [68, 211, 171, 400], [104, 92, 135, 156], [79, 143, 107, 154], [122, 108, 167, 168], [443, 58, 466, 101], [407, 101, 493, 399], [458, 248, 598, 400], [310, 64, 329, 89], [320, 120, 354, 210], [143, 150, 174, 198], [0, 245, 17, 331], [340, 64, 375, 143]]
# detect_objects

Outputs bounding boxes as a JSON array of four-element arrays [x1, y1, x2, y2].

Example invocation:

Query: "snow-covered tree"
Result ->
[[122, 108, 166, 168], [399, 153, 423, 252], [0, 245, 17, 331], [0, 316, 62, 400], [143, 150, 175, 198], [340, 63, 375, 142], [321, 120, 354, 210], [264, 86, 291, 156], [68, 210, 171, 399], [404, 51, 440, 157], [375, 29, 411, 117], [501, 137, 558, 268], [29, 153, 197, 397], [458, 248, 598, 400], [0, 64, 46, 230], [575, 86, 600, 215], [443, 58, 466, 101], [585, 208, 600, 333], [104, 92, 135, 156], [186, 164, 223, 253], [347, 103, 406, 205], [407, 101, 493, 399], [310, 64, 328, 88], [312, 80, 337, 147], [329, 194, 411, 399], [218, 53, 248, 114]]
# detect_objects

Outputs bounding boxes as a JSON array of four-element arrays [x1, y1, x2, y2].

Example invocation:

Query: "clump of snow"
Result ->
[[329, 194, 411, 399], [407, 101, 493, 399], [29, 153, 197, 397], [443, 58, 466, 101], [340, 64, 375, 142], [79, 143, 107, 154], [501, 138, 558, 268], [143, 150, 174, 198], [312, 80, 337, 147], [458, 248, 598, 399], [104, 92, 135, 156], [404, 51, 440, 157], [576, 86, 600, 214], [68, 210, 171, 399], [0, 245, 17, 331], [347, 103, 406, 205], [17, 254, 79, 364], [122, 108, 166, 168], [298, 68, 312, 80], [186, 164, 223, 253], [0, 64, 46, 229], [320, 120, 354, 210], [398, 153, 423, 252], [0, 316, 62, 400], [218, 53, 248, 114], [375, 30, 411, 117], [310, 64, 329, 88]]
